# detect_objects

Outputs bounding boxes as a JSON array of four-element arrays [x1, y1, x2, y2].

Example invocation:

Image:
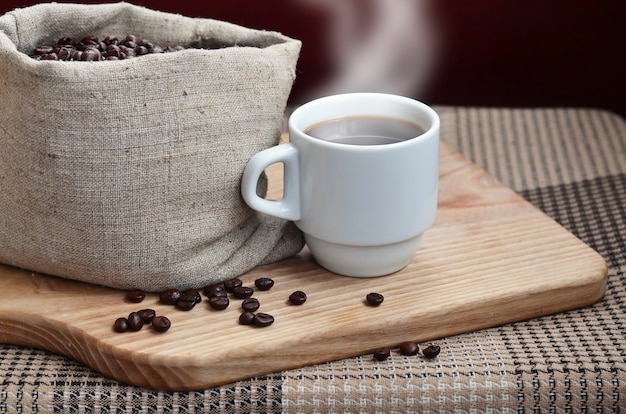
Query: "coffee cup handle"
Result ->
[[241, 143, 301, 221]]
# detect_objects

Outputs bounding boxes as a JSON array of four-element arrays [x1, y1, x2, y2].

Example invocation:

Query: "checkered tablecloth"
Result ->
[[1, 106, 625, 412]]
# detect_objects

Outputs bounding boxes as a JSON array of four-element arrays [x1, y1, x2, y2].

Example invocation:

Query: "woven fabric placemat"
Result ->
[[1, 107, 625, 412]]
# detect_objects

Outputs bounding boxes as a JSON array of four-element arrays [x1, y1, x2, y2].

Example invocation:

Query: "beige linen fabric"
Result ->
[[0, 2, 304, 291]]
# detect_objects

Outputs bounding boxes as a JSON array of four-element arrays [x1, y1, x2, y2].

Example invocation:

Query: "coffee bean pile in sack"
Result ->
[[28, 34, 187, 61], [0, 2, 304, 292]]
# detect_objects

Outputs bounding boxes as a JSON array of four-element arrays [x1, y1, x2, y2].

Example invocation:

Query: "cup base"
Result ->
[[304, 234, 423, 277]]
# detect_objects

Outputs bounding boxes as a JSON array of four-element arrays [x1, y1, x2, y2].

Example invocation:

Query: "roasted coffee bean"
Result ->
[[57, 47, 73, 61], [123, 48, 137, 58], [106, 44, 121, 58], [253, 313, 274, 327], [71, 50, 82, 61], [113, 317, 129, 333], [81, 47, 101, 61], [137, 309, 156, 324], [175, 294, 197, 311], [57, 37, 76, 46], [239, 312, 256, 325], [126, 289, 146, 303], [29, 35, 188, 62], [203, 284, 226, 298], [152, 316, 171, 332], [34, 45, 54, 55], [399, 341, 420, 356], [183, 288, 202, 304], [232, 286, 254, 299], [81, 35, 99, 45], [288, 290, 307, 305], [223, 278, 242, 293], [77, 42, 91, 52], [373, 348, 391, 361], [254, 277, 274, 291], [422, 344, 441, 359], [127, 312, 144, 331], [135, 45, 149, 55], [41, 53, 58, 61], [241, 297, 260, 312], [104, 35, 119, 45], [208, 296, 230, 310], [160, 289, 182, 305], [366, 292, 384, 306]]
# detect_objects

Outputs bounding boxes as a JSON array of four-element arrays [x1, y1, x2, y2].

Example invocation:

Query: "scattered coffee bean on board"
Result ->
[[422, 344, 441, 359], [232, 286, 254, 299], [208, 296, 230, 310], [113, 317, 129, 333], [253, 313, 275, 327], [288, 290, 307, 305], [175, 294, 197, 311], [126, 289, 145, 303], [373, 348, 391, 361], [239, 312, 256, 325], [241, 298, 260, 312], [160, 289, 181, 305], [366, 292, 384, 306], [399, 341, 420, 356], [137, 309, 156, 324], [127, 312, 144, 332], [203, 285, 226, 298], [151, 316, 171, 333], [183, 288, 202, 304], [254, 277, 274, 291], [224, 278, 243, 293]]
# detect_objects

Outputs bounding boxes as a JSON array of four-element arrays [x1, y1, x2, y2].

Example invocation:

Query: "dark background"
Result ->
[[2, 1, 625, 118]]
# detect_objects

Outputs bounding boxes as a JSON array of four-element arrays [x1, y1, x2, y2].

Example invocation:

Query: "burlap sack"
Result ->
[[0, 2, 304, 292]]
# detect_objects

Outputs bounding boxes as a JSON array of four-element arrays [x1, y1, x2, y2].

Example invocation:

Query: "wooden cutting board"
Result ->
[[0, 142, 607, 391]]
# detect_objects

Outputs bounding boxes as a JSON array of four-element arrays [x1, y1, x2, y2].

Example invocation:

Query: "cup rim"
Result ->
[[289, 92, 440, 150]]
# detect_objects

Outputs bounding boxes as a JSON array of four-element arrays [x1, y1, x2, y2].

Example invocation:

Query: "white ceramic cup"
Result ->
[[241, 93, 440, 277]]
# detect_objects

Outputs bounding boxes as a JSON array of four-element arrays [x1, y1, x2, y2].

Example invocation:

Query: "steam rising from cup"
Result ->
[[296, 0, 439, 99]]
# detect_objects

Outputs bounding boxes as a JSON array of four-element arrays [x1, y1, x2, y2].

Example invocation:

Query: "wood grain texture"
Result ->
[[0, 142, 607, 391]]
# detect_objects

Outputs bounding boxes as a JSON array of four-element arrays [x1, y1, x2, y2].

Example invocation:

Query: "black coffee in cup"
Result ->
[[304, 115, 425, 145]]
